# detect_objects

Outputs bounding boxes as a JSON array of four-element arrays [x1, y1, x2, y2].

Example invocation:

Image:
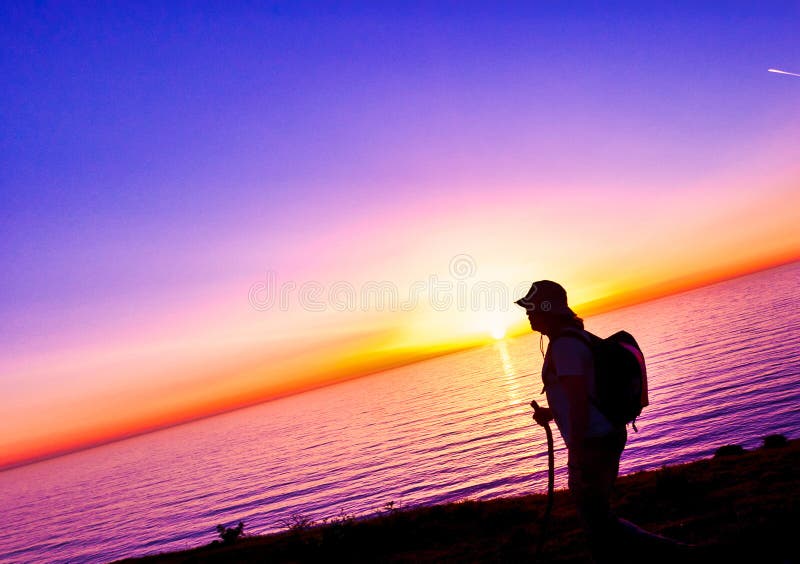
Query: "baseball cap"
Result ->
[[515, 280, 574, 315]]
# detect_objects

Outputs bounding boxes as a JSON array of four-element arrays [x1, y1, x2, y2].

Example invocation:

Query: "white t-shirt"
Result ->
[[541, 332, 614, 446]]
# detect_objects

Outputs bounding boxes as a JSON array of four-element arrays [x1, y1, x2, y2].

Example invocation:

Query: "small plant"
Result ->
[[320, 508, 357, 546], [714, 444, 746, 458], [215, 521, 245, 545], [283, 512, 316, 532], [327, 508, 356, 526], [763, 434, 788, 449]]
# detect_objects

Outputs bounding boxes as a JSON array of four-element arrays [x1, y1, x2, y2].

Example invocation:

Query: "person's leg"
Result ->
[[567, 428, 627, 563]]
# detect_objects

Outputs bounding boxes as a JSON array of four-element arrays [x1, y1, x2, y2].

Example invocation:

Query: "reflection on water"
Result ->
[[1, 262, 798, 564], [496, 340, 522, 407]]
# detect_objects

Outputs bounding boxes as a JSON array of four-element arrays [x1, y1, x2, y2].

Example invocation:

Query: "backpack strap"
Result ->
[[541, 328, 595, 393], [545, 329, 625, 429]]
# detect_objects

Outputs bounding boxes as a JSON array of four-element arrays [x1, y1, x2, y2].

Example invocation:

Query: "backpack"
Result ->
[[553, 329, 649, 431]]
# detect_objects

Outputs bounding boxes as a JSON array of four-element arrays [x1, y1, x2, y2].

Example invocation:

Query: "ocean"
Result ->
[[1, 262, 798, 563]]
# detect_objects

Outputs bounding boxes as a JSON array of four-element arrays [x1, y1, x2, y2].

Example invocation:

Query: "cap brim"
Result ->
[[515, 299, 574, 315]]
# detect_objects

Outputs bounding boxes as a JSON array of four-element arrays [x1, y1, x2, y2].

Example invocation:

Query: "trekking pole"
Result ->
[[531, 400, 555, 558]]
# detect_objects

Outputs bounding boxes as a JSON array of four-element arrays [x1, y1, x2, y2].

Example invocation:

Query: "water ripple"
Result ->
[[1, 262, 798, 563]]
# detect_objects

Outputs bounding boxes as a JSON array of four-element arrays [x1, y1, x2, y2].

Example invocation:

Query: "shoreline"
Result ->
[[118, 435, 798, 563]]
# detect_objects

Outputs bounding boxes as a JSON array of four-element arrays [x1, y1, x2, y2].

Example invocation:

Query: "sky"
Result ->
[[2, 1, 799, 469]]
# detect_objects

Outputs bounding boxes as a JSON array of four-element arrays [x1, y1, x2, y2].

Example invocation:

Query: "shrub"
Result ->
[[714, 444, 746, 458], [215, 521, 244, 545], [762, 434, 788, 449], [283, 513, 316, 532]]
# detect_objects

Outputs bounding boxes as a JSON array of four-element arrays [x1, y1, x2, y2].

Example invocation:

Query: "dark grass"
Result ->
[[117, 437, 799, 563]]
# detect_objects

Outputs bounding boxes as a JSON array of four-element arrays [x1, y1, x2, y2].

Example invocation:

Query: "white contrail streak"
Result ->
[[768, 68, 800, 77]]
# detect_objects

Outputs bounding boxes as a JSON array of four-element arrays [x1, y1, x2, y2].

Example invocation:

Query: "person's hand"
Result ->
[[532, 406, 554, 427]]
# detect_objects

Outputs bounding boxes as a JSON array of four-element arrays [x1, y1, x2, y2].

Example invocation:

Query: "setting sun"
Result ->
[[3, 3, 800, 562], [490, 325, 507, 340]]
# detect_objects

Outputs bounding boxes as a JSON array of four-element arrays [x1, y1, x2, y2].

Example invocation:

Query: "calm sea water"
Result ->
[[1, 262, 798, 563]]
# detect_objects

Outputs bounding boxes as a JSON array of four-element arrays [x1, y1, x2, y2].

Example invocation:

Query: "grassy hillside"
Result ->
[[119, 436, 798, 563]]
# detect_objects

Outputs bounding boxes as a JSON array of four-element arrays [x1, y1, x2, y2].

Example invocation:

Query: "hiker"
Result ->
[[516, 280, 689, 563]]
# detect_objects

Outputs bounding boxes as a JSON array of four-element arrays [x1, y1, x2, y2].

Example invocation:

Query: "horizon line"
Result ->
[[3, 255, 798, 473]]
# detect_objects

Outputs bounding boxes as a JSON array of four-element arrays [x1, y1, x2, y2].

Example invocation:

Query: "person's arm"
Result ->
[[561, 373, 590, 453], [532, 405, 554, 427], [552, 337, 594, 454]]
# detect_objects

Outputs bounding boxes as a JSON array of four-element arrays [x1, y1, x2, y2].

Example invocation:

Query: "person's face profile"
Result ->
[[527, 308, 551, 333]]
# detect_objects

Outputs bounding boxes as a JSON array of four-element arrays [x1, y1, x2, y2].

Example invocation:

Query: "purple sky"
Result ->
[[2, 1, 799, 467]]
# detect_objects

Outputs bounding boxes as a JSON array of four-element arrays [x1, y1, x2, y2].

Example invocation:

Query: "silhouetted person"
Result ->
[[517, 280, 690, 563]]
